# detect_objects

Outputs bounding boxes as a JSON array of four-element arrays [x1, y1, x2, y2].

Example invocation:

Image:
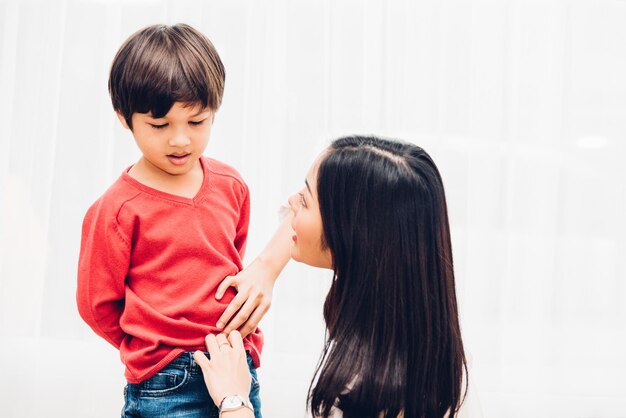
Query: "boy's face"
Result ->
[[118, 102, 214, 177]]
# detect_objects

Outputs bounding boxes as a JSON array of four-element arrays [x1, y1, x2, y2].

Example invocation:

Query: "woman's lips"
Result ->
[[167, 153, 191, 166], [292, 235, 297, 242]]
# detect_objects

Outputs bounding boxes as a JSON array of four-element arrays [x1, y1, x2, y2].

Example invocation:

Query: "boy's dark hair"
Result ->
[[109, 23, 225, 129]]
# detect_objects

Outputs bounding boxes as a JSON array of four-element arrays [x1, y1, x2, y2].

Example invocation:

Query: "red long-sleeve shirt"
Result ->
[[76, 156, 262, 383]]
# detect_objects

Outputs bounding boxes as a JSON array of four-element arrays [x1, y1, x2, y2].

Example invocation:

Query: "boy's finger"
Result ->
[[215, 276, 235, 300], [205, 333, 220, 355], [216, 292, 246, 329]]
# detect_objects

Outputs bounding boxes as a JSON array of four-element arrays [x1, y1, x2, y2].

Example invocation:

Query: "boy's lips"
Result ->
[[167, 153, 191, 166]]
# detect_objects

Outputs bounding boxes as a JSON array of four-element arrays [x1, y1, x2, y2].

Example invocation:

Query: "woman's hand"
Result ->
[[214, 261, 275, 337], [193, 331, 252, 407], [215, 212, 294, 337]]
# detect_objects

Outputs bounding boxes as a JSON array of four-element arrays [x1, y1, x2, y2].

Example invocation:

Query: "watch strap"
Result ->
[[218, 394, 254, 417]]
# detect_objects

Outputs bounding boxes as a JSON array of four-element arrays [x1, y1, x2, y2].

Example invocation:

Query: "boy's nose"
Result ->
[[169, 132, 191, 147]]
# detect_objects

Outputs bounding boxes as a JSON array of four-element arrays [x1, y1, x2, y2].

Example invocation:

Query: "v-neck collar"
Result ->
[[121, 156, 210, 206]]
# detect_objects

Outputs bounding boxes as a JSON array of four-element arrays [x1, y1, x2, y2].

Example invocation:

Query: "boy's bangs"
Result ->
[[133, 52, 209, 119]]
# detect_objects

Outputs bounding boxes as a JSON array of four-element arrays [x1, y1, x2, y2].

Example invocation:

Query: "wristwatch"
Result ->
[[218, 394, 254, 417]]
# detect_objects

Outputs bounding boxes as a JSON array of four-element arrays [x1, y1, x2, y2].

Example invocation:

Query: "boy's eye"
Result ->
[[149, 123, 168, 129], [189, 119, 206, 126], [299, 193, 307, 208]]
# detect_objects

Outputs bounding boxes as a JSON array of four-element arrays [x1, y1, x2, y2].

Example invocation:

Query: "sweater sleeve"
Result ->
[[233, 183, 250, 259], [76, 199, 132, 349]]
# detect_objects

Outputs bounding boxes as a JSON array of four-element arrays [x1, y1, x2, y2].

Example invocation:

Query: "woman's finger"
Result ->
[[215, 276, 236, 300], [205, 333, 220, 355], [238, 305, 268, 338], [228, 330, 245, 352], [216, 291, 247, 329], [215, 333, 231, 350], [222, 295, 258, 334], [193, 351, 210, 370]]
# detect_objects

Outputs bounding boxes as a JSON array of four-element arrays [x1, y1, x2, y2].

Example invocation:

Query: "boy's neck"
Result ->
[[127, 157, 205, 199]]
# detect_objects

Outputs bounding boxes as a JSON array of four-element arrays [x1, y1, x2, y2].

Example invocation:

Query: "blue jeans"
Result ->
[[122, 352, 261, 418]]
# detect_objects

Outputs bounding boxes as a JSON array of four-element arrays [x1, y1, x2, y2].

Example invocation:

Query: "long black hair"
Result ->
[[309, 136, 467, 418]]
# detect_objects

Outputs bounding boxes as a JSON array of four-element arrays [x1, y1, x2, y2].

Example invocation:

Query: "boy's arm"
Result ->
[[215, 212, 293, 337], [76, 205, 129, 348]]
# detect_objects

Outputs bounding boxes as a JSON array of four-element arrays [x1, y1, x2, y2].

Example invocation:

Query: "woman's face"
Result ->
[[288, 153, 333, 269]]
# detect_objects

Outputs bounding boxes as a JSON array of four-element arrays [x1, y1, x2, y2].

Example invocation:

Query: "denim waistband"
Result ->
[[168, 350, 252, 370], [167, 351, 210, 370]]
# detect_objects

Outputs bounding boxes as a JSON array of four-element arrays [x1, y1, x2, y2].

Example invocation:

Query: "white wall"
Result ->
[[1, 0, 625, 417]]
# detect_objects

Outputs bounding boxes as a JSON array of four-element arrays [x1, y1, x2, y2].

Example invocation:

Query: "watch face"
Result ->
[[221, 395, 245, 409]]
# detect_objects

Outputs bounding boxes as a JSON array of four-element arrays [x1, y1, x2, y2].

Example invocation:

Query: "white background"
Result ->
[[1, 0, 625, 417]]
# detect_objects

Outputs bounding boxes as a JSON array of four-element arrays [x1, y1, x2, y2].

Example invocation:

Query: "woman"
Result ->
[[195, 136, 471, 418]]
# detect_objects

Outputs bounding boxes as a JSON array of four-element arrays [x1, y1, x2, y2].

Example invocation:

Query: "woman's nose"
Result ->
[[287, 194, 298, 211]]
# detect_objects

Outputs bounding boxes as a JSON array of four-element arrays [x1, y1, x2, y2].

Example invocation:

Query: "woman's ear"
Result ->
[[116, 112, 130, 130]]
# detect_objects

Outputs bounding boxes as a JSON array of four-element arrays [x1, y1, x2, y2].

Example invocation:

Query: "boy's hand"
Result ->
[[215, 260, 275, 338]]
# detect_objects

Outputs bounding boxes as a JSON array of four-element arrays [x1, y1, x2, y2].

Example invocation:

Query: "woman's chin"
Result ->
[[290, 248, 300, 263], [290, 246, 333, 270], [290, 249, 312, 266]]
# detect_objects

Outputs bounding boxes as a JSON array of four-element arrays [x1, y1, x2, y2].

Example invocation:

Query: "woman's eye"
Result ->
[[150, 123, 168, 129], [299, 193, 307, 207]]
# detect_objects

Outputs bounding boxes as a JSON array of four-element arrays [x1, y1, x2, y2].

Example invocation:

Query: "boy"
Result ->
[[77, 23, 290, 418]]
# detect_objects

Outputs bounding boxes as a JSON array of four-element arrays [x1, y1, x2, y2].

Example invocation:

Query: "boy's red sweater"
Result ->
[[76, 156, 262, 383]]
